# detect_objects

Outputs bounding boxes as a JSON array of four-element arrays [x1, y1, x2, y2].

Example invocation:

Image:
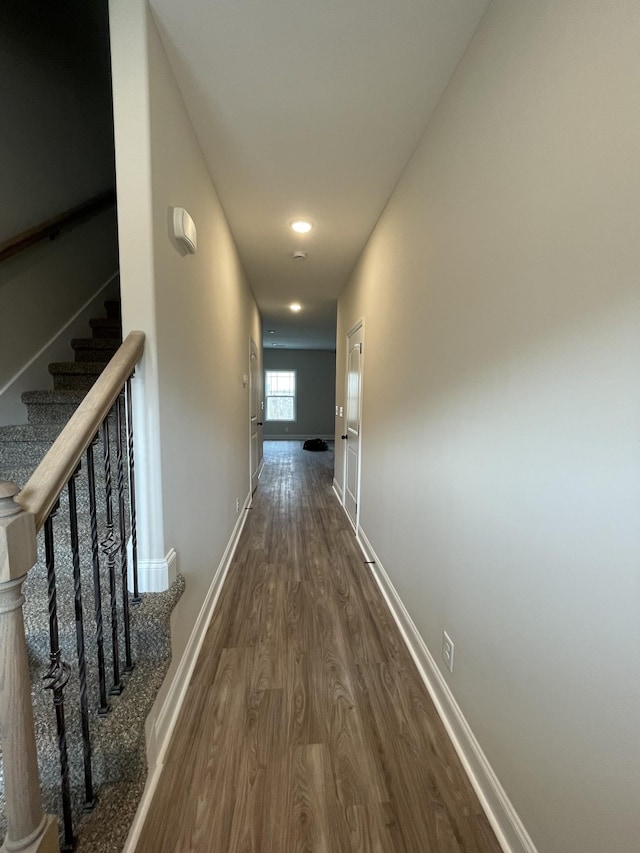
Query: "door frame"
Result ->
[[342, 318, 364, 533], [249, 336, 263, 496]]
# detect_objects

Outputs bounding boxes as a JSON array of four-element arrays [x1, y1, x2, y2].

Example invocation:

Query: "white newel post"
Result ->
[[0, 482, 58, 853]]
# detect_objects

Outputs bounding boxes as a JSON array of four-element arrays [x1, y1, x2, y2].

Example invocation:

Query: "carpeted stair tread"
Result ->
[[72, 337, 120, 350], [22, 390, 86, 405], [0, 443, 56, 467], [49, 362, 106, 392], [49, 362, 106, 376], [0, 464, 40, 487], [90, 318, 122, 340], [22, 390, 86, 424], [0, 430, 124, 472], [72, 338, 120, 363], [21, 391, 118, 423], [0, 424, 62, 442]]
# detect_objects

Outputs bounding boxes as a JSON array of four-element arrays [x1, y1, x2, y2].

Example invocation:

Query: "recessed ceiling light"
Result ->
[[289, 302, 302, 312], [290, 220, 312, 234], [268, 329, 275, 334]]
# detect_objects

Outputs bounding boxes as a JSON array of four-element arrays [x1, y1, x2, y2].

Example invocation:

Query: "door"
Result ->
[[343, 321, 364, 530], [249, 337, 262, 493]]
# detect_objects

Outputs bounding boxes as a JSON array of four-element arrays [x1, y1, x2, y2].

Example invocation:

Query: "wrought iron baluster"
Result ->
[[126, 375, 141, 604], [116, 393, 134, 673], [87, 436, 110, 715], [68, 466, 96, 812], [42, 508, 74, 852], [102, 414, 123, 695]]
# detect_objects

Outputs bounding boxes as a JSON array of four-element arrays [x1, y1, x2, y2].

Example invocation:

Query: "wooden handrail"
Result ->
[[16, 331, 145, 531], [0, 190, 116, 264]]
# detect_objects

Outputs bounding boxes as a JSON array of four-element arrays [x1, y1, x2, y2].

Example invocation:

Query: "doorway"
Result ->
[[249, 337, 263, 493], [343, 320, 364, 530]]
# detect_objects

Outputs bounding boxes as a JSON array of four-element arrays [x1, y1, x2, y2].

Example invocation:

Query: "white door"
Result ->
[[249, 337, 262, 493], [343, 321, 364, 529]]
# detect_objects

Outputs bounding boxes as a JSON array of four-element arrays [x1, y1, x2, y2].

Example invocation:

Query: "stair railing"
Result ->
[[0, 330, 145, 852], [0, 191, 116, 264]]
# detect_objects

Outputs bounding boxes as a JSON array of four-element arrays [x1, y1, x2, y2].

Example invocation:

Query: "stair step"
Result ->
[[49, 362, 105, 392], [0, 424, 62, 443], [22, 390, 86, 425], [0, 426, 123, 479], [0, 418, 122, 483], [72, 337, 120, 363], [90, 317, 122, 340], [0, 463, 38, 487], [0, 424, 61, 468], [0, 440, 55, 466], [104, 298, 121, 321]]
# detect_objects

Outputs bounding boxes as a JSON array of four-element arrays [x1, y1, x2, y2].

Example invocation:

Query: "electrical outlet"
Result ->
[[442, 631, 454, 673], [235, 497, 240, 513]]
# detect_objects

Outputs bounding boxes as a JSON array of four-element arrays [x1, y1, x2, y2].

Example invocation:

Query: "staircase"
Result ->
[[0, 299, 122, 485], [0, 297, 183, 852]]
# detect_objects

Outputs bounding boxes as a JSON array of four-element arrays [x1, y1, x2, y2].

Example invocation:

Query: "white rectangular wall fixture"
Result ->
[[172, 206, 197, 254]]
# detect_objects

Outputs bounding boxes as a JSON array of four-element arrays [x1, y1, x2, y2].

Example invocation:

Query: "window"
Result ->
[[265, 370, 296, 421]]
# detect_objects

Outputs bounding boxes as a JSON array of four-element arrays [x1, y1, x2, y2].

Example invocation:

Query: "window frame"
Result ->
[[264, 369, 297, 422]]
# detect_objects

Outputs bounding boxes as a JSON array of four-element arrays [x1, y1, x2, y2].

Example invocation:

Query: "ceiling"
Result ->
[[148, 0, 490, 350]]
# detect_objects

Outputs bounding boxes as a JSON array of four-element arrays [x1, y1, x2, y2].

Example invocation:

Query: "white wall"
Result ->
[[263, 348, 336, 439], [0, 1, 119, 424], [336, 2, 640, 852], [109, 0, 261, 732]]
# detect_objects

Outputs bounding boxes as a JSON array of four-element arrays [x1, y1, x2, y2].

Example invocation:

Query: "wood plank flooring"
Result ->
[[136, 441, 502, 853]]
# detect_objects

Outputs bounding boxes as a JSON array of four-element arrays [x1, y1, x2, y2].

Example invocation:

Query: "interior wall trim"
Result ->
[[356, 524, 539, 853], [136, 546, 177, 593], [122, 489, 252, 853]]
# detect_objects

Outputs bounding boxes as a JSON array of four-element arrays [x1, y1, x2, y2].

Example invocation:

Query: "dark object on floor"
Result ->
[[303, 438, 328, 451]]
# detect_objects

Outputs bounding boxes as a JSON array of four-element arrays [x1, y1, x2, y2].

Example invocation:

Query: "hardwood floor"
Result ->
[[136, 441, 502, 853]]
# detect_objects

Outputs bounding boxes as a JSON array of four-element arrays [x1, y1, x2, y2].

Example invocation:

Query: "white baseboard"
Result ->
[[122, 492, 252, 853], [332, 478, 343, 503], [356, 525, 538, 853], [136, 548, 177, 592]]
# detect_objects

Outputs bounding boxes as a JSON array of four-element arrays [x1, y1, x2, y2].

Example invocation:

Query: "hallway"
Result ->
[[136, 441, 502, 852]]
